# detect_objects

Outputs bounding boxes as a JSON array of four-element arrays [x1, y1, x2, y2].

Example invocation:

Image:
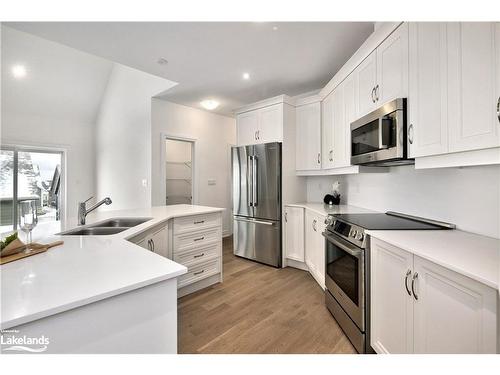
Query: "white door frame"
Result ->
[[160, 133, 197, 206]]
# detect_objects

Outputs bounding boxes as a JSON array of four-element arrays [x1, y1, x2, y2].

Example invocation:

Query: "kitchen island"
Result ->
[[0, 204, 224, 354]]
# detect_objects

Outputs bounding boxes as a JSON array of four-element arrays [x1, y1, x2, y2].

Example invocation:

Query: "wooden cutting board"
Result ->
[[0, 241, 64, 265]]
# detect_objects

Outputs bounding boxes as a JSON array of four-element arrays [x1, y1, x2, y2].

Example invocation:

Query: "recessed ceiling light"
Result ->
[[12, 64, 27, 78], [157, 58, 169, 65], [200, 99, 219, 111], [272, 26, 279, 31], [242, 72, 250, 80]]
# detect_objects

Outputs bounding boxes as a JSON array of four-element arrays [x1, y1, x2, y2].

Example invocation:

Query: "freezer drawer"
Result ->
[[233, 216, 282, 267]]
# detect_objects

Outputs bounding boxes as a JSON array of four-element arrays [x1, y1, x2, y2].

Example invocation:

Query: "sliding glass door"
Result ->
[[1, 146, 64, 236]]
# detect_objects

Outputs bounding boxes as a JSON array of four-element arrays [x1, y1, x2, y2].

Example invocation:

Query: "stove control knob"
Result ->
[[324, 216, 335, 226], [350, 230, 357, 238], [355, 232, 364, 241]]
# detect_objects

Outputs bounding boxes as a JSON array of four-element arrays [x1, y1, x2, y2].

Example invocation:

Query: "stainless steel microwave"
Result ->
[[350, 98, 413, 166]]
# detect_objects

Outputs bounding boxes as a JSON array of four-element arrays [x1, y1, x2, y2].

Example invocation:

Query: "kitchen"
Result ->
[[1, 2, 499, 373]]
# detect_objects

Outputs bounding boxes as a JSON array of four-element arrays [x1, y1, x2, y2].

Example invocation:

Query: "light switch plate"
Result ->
[[208, 179, 216, 186]]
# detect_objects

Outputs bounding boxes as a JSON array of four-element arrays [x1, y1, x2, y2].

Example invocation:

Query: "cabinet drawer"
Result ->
[[174, 213, 221, 234], [174, 242, 221, 266], [178, 258, 220, 288], [173, 227, 221, 252]]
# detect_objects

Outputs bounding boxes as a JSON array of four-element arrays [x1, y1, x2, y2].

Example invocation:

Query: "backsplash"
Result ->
[[307, 164, 500, 239]]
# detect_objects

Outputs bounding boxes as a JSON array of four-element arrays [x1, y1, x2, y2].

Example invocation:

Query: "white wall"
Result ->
[[95, 64, 176, 211], [1, 112, 96, 221], [307, 165, 500, 239], [151, 99, 236, 236]]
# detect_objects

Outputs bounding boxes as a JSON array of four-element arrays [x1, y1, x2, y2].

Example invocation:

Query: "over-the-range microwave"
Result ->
[[350, 98, 413, 166]]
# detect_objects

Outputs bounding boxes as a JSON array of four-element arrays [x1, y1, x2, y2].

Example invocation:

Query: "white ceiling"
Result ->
[[5, 22, 374, 116], [1, 26, 114, 124]]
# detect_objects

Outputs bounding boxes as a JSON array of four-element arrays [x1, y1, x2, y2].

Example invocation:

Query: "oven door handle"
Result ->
[[322, 231, 363, 258]]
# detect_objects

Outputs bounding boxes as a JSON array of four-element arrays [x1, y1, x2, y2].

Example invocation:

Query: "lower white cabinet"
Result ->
[[133, 224, 170, 259], [305, 210, 326, 289], [370, 237, 497, 354], [284, 206, 305, 262]]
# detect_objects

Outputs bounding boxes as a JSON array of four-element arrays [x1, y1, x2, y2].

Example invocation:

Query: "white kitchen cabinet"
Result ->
[[332, 82, 349, 168], [447, 22, 500, 153], [321, 92, 334, 169], [305, 210, 326, 289], [408, 22, 448, 158], [131, 224, 169, 258], [370, 237, 497, 354], [356, 50, 378, 117], [413, 255, 497, 354], [296, 101, 322, 170], [376, 22, 409, 105], [343, 72, 358, 165], [236, 103, 283, 146], [284, 206, 305, 262], [370, 238, 414, 354]]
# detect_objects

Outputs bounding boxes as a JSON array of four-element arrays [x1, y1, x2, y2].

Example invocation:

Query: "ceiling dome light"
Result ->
[[272, 26, 279, 31], [157, 58, 169, 65], [12, 65, 27, 78], [200, 99, 219, 110], [242, 72, 250, 80]]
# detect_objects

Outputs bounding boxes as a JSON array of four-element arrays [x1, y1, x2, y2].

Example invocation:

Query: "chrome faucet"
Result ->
[[78, 196, 112, 225]]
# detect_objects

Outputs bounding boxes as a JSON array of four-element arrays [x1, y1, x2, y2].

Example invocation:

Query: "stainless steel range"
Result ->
[[322, 211, 455, 353]]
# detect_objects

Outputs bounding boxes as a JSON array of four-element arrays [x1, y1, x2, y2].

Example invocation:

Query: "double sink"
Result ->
[[61, 218, 152, 236]]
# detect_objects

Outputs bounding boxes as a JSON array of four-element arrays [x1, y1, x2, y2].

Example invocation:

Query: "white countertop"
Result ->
[[367, 230, 500, 290], [0, 204, 224, 329], [286, 202, 376, 216]]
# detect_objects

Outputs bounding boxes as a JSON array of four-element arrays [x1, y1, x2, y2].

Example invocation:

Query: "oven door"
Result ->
[[323, 231, 365, 330]]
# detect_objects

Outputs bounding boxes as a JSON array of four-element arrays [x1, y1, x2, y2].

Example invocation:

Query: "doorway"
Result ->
[[164, 138, 194, 205]]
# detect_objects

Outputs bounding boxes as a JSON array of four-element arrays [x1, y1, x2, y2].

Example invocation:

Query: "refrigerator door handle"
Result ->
[[247, 155, 253, 206], [253, 155, 258, 206]]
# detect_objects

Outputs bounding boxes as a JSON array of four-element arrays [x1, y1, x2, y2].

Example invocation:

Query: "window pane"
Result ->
[[18, 151, 62, 236], [0, 150, 15, 234]]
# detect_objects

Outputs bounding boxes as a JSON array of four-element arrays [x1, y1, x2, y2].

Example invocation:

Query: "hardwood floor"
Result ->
[[178, 236, 356, 354]]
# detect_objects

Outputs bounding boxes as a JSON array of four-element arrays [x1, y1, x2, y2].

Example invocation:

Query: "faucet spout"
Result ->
[[78, 196, 112, 225]]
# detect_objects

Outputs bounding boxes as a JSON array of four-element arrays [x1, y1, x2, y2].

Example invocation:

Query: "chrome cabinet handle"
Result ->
[[147, 239, 153, 251], [285, 212, 288, 222], [194, 270, 205, 276], [312, 219, 317, 231], [194, 220, 205, 224], [329, 150, 333, 162], [254, 131, 257, 140], [411, 272, 419, 300], [408, 124, 414, 144], [371, 87, 376, 103], [194, 236, 205, 242], [193, 253, 205, 258], [317, 153, 321, 164], [257, 130, 260, 140], [404, 269, 412, 296], [151, 239, 155, 252], [497, 96, 500, 124], [375, 84, 379, 101]]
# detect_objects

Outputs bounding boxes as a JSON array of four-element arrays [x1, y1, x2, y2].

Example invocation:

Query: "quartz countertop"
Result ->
[[0, 204, 224, 329], [367, 229, 500, 290], [286, 202, 376, 217]]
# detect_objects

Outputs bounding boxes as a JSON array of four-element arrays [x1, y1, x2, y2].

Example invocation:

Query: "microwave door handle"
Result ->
[[378, 117, 389, 149]]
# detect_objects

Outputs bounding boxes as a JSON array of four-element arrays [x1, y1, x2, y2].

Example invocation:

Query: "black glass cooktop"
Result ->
[[333, 213, 448, 230]]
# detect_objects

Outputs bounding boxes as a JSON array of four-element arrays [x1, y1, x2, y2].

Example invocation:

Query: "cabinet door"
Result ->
[[408, 22, 448, 157], [296, 102, 321, 170], [370, 238, 414, 354], [448, 22, 500, 152], [356, 51, 378, 117], [305, 210, 325, 289], [376, 22, 409, 105], [284, 206, 304, 262], [136, 237, 151, 252], [150, 227, 169, 258], [321, 92, 335, 169], [333, 84, 348, 168], [314, 215, 326, 288], [343, 72, 357, 167], [258, 104, 283, 143], [304, 210, 317, 274], [413, 255, 497, 354], [237, 111, 259, 146]]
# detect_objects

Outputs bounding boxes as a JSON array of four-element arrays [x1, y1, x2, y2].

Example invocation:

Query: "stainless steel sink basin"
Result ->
[[61, 227, 128, 236], [89, 218, 152, 228]]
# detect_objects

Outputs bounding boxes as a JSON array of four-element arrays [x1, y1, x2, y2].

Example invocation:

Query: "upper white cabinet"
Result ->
[[447, 22, 500, 153], [408, 22, 448, 158], [355, 23, 409, 118], [296, 101, 322, 170], [371, 237, 497, 354], [284, 206, 305, 262], [236, 103, 283, 146], [321, 91, 335, 169], [343, 72, 358, 166]]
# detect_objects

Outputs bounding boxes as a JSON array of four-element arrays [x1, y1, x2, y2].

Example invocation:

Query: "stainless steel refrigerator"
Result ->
[[232, 142, 282, 267]]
